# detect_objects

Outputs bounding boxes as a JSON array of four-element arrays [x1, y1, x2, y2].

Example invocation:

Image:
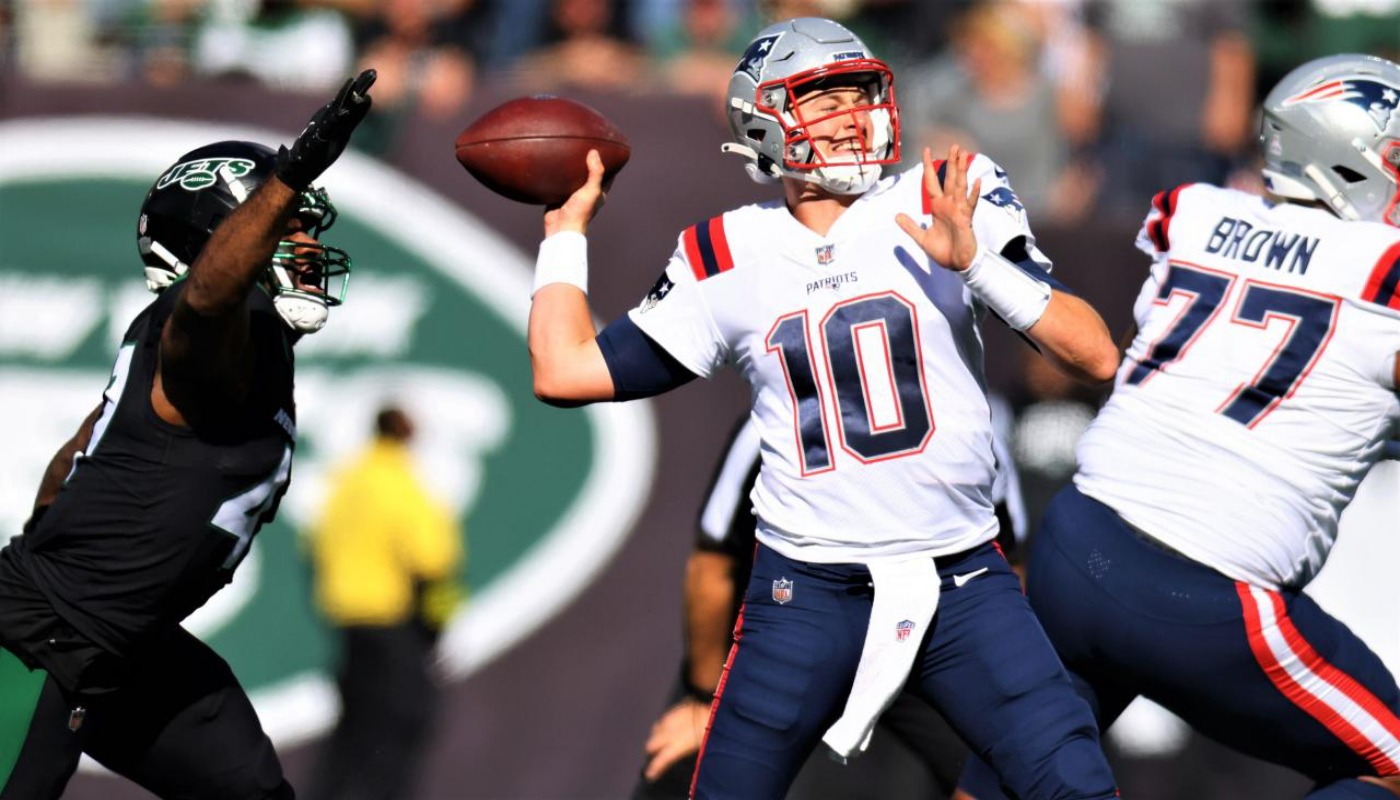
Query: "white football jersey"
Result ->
[[1076, 183, 1400, 589], [630, 156, 1046, 562]]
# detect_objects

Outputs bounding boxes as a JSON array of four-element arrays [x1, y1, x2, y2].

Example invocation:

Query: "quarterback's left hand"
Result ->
[[895, 144, 981, 272]]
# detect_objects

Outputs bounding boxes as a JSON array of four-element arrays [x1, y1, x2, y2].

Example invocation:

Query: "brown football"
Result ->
[[454, 96, 630, 206]]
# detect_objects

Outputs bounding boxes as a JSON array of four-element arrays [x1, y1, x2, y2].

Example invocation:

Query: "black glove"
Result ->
[[275, 69, 377, 191]]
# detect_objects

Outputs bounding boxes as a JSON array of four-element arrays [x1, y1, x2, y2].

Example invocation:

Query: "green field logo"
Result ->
[[0, 118, 656, 747]]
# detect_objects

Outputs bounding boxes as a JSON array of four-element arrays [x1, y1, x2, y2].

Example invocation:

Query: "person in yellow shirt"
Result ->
[[304, 404, 465, 800]]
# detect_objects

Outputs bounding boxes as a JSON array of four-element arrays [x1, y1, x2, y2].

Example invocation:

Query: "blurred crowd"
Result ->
[[2, 0, 1399, 220]]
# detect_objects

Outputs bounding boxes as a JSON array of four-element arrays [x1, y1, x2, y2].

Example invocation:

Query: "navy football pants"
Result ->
[[693, 541, 1117, 800], [962, 485, 1400, 798]]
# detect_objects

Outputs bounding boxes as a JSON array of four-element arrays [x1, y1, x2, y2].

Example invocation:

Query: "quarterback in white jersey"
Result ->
[[526, 17, 1120, 800], [629, 149, 1039, 564], [960, 54, 1400, 800]]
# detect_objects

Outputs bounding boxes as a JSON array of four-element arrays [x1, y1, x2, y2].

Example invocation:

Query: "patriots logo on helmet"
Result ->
[[1283, 78, 1400, 132], [982, 186, 1024, 213], [736, 35, 781, 83]]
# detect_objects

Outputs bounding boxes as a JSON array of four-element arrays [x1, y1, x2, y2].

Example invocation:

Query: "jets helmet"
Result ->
[[136, 140, 351, 333], [722, 17, 900, 195], [1261, 54, 1400, 226]]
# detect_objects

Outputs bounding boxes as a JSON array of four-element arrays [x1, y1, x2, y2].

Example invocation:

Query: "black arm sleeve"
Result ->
[[596, 313, 699, 401]]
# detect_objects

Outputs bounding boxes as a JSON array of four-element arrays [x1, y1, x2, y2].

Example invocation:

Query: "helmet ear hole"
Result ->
[[1332, 165, 1367, 183]]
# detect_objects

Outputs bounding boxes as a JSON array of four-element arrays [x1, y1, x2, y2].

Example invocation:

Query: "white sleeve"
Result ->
[[968, 155, 1053, 272], [1135, 184, 1194, 263], [1136, 198, 1167, 260], [627, 250, 728, 379]]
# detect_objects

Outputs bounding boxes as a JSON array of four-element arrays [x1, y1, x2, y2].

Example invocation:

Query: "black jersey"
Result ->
[[3, 283, 296, 661]]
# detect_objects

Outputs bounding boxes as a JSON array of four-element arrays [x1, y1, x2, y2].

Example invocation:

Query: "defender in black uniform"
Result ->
[[0, 71, 376, 799]]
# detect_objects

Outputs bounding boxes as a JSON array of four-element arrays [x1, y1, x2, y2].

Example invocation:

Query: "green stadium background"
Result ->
[[2, 77, 1397, 800]]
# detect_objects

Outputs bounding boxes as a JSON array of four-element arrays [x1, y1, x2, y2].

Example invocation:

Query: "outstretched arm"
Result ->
[[157, 70, 376, 424], [896, 145, 1118, 384], [158, 178, 299, 417], [528, 150, 617, 405]]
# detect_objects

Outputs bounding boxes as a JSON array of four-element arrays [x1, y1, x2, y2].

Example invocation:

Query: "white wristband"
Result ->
[[958, 246, 1052, 331], [533, 231, 588, 296]]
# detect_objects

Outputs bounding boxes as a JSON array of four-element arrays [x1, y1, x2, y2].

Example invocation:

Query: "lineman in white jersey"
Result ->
[[960, 54, 1400, 800], [526, 17, 1120, 800]]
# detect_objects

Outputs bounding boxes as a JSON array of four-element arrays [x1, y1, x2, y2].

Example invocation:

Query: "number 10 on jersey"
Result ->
[[767, 292, 935, 475]]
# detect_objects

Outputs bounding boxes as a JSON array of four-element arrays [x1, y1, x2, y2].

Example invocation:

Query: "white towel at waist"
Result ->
[[821, 556, 940, 762]]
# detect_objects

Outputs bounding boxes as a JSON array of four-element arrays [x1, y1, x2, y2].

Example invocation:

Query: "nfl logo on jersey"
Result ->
[[816, 244, 835, 265], [772, 578, 794, 605], [895, 619, 915, 642]]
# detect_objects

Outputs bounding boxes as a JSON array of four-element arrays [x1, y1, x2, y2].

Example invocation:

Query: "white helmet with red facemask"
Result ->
[[722, 17, 900, 195]]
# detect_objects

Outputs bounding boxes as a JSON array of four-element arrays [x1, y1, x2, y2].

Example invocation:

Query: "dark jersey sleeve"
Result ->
[[694, 417, 761, 561], [596, 314, 699, 401], [1000, 236, 1070, 294]]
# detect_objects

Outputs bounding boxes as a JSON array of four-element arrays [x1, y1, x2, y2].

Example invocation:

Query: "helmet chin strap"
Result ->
[[721, 141, 881, 193], [1304, 163, 1361, 220], [273, 294, 329, 333], [810, 161, 881, 195], [721, 143, 782, 185], [139, 238, 190, 292]]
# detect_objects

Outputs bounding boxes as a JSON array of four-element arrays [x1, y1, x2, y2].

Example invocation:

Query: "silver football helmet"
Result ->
[[722, 17, 900, 195], [1261, 54, 1400, 226]]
